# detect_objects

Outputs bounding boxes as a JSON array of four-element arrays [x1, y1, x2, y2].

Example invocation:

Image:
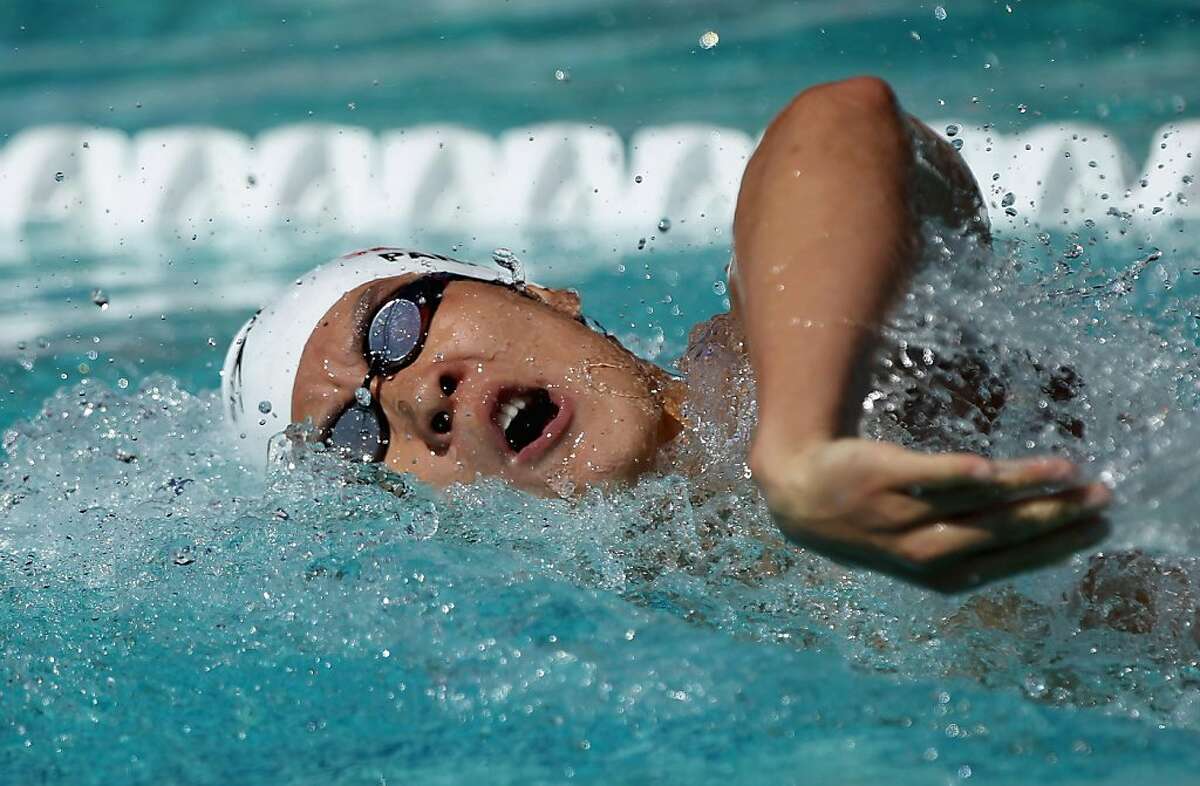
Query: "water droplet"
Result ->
[[258, 400, 273, 414], [636, 238, 646, 250], [945, 123, 960, 137], [712, 280, 727, 295], [1017, 103, 1028, 114], [657, 217, 671, 233], [634, 174, 643, 184], [354, 387, 373, 407], [54, 171, 65, 183], [491, 247, 524, 284], [698, 30, 719, 49], [117, 378, 129, 389], [1001, 192, 1016, 207], [91, 289, 109, 310], [951, 138, 963, 151], [933, 5, 947, 20]]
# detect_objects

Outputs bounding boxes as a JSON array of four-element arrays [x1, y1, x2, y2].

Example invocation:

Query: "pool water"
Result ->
[[4, 2, 1200, 784]]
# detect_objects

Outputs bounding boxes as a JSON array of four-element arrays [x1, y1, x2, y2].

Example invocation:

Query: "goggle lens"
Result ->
[[367, 297, 424, 372], [327, 402, 388, 463]]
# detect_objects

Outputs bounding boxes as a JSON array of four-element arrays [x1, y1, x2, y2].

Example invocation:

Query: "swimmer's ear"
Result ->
[[524, 284, 583, 319]]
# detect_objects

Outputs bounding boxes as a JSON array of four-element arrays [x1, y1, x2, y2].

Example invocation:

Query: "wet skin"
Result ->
[[284, 75, 1112, 592], [291, 274, 683, 496]]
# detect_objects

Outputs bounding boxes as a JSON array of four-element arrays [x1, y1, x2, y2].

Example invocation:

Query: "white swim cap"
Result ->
[[220, 247, 517, 468]]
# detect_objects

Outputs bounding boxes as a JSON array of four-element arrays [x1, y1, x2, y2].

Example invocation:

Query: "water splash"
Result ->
[[3, 225, 1200, 781]]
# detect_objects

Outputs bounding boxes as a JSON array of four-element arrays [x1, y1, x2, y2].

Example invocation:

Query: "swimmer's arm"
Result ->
[[731, 77, 1110, 591]]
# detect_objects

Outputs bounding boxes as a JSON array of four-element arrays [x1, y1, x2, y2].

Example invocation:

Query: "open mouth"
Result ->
[[493, 387, 561, 453]]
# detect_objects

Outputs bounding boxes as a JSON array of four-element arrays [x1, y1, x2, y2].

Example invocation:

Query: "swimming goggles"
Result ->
[[326, 274, 458, 462], [323, 272, 612, 463]]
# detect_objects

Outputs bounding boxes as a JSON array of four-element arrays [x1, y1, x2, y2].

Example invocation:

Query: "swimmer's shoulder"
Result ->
[[682, 311, 746, 370]]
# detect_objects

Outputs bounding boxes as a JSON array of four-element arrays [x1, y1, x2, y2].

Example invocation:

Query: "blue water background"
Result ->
[[2, 2, 1200, 785]]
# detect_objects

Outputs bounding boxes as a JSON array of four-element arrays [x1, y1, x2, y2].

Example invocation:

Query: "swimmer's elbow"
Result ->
[[781, 76, 902, 127], [803, 76, 898, 111], [751, 76, 909, 173]]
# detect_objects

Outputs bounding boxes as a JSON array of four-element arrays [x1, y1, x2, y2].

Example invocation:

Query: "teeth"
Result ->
[[496, 395, 530, 432]]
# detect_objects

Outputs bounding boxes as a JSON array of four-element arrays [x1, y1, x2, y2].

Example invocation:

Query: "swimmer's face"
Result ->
[[291, 275, 681, 496]]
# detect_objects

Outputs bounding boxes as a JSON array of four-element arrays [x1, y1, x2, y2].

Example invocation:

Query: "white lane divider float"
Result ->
[[0, 120, 1196, 255]]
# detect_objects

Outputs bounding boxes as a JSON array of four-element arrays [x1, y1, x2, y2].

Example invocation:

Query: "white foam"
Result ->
[[0, 120, 1196, 253]]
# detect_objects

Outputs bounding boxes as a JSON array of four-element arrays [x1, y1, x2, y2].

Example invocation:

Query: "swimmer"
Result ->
[[223, 77, 1111, 591]]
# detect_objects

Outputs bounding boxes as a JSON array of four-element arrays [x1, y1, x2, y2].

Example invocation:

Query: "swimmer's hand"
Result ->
[[750, 439, 1112, 593]]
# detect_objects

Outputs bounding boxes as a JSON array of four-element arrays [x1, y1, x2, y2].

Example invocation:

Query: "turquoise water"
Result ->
[[4, 2, 1200, 785]]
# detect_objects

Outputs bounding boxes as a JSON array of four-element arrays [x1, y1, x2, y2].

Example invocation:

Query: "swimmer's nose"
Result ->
[[398, 365, 470, 453]]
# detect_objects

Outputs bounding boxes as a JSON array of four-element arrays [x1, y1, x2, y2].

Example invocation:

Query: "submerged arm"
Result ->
[[731, 77, 1110, 591]]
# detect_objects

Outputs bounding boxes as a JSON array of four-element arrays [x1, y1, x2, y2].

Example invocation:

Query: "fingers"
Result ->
[[897, 455, 1085, 520], [888, 482, 1112, 569], [921, 516, 1111, 594], [989, 456, 1078, 490], [886, 448, 1078, 492], [877, 446, 994, 487], [873, 456, 1088, 530]]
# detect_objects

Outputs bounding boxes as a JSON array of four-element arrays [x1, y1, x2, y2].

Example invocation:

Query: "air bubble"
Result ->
[[698, 30, 719, 49], [355, 387, 373, 407], [54, 171, 65, 183], [258, 400, 273, 414], [657, 217, 672, 233], [91, 289, 110, 310], [933, 5, 947, 20]]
